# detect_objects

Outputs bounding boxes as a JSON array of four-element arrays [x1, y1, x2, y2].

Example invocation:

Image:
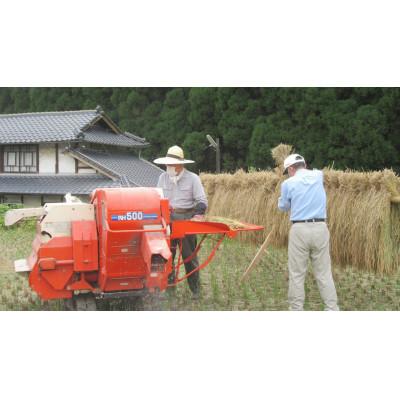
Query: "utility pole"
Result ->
[[215, 137, 221, 174], [206, 134, 221, 173]]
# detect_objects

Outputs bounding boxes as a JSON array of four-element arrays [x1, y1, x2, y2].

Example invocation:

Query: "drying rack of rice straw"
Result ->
[[201, 144, 400, 275]]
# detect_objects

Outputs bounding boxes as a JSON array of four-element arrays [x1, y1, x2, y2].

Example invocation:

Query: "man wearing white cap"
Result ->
[[278, 154, 339, 311], [154, 145, 208, 298]]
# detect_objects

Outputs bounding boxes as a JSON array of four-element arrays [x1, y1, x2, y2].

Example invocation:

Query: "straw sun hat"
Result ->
[[153, 145, 195, 165]]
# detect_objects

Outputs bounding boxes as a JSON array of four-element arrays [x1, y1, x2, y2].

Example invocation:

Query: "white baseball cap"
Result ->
[[283, 154, 306, 173], [154, 145, 194, 165]]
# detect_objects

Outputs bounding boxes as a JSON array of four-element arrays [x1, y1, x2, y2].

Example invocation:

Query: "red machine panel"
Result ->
[[72, 220, 98, 272], [91, 187, 172, 293], [29, 236, 75, 300], [92, 187, 164, 231]]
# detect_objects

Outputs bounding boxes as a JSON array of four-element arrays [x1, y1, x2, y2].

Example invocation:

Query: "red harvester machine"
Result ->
[[5, 187, 262, 310]]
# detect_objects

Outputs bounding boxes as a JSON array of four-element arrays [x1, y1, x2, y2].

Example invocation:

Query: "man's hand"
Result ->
[[191, 214, 205, 221]]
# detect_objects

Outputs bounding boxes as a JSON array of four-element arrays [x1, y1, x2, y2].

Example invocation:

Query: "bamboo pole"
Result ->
[[241, 229, 274, 281]]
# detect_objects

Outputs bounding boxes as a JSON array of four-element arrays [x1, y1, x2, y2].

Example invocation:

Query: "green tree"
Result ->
[[0, 87, 399, 173]]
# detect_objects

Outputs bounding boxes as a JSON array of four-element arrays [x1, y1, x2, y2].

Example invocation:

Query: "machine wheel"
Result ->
[[75, 294, 97, 311], [64, 294, 97, 311], [129, 296, 144, 311], [64, 298, 75, 311]]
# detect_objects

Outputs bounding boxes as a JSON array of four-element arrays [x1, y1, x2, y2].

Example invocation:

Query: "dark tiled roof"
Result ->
[[0, 108, 149, 148], [0, 174, 121, 195], [0, 110, 98, 144], [83, 126, 149, 148], [70, 148, 163, 187]]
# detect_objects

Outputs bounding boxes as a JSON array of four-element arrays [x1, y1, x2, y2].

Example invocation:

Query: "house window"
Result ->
[[2, 145, 38, 173]]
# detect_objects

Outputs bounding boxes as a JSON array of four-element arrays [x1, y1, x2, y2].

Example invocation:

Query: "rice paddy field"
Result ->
[[1, 221, 400, 311]]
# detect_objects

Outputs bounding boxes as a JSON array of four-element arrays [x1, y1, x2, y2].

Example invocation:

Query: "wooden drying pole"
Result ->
[[241, 228, 274, 282]]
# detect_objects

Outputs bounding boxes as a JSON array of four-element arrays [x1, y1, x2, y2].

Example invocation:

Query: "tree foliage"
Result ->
[[0, 87, 398, 173]]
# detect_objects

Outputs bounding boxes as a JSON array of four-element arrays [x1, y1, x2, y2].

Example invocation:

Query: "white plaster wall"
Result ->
[[76, 160, 96, 174], [39, 144, 56, 173], [38, 145, 97, 174], [42, 195, 64, 204], [78, 168, 97, 174], [77, 195, 90, 203], [22, 195, 42, 207], [58, 146, 76, 173], [1, 194, 89, 206]]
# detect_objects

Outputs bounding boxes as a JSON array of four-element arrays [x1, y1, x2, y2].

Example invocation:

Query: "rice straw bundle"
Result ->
[[205, 216, 247, 229], [271, 143, 293, 175], [201, 145, 400, 274]]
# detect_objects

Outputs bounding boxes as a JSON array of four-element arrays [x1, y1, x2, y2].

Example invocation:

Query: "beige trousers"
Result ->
[[288, 222, 339, 311]]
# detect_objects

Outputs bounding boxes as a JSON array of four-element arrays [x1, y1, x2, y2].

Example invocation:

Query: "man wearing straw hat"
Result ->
[[278, 154, 339, 311], [154, 145, 208, 298]]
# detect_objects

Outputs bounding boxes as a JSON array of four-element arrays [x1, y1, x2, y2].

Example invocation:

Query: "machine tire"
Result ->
[[64, 298, 75, 311], [129, 296, 144, 311], [71, 294, 97, 311]]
